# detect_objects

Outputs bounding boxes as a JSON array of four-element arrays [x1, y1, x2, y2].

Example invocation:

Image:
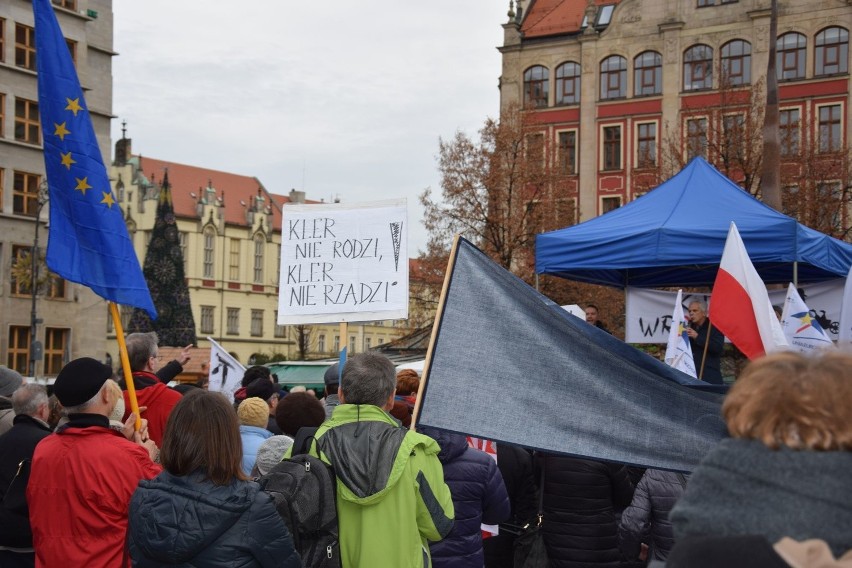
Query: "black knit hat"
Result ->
[[245, 377, 276, 401], [324, 363, 340, 386], [54, 357, 113, 407]]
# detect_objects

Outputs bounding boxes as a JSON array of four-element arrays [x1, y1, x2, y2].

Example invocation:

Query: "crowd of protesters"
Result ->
[[0, 328, 850, 567]]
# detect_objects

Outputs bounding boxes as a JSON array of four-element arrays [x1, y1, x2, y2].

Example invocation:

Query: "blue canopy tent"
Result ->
[[536, 158, 852, 288]]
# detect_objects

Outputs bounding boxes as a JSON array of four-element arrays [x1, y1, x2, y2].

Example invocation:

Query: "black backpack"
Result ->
[[258, 427, 340, 568]]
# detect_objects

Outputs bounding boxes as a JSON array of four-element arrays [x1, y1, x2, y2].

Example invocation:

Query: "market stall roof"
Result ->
[[536, 158, 852, 288]]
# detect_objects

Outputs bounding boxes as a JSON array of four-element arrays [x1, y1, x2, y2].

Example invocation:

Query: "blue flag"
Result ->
[[34, 0, 156, 318], [418, 237, 727, 472]]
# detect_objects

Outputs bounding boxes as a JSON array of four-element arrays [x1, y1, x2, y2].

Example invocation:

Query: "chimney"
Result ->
[[288, 188, 306, 204]]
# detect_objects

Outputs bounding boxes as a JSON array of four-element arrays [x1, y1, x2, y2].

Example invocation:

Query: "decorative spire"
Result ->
[[508, 0, 515, 21], [121, 119, 127, 140]]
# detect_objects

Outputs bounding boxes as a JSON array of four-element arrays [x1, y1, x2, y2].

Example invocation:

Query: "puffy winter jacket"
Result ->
[[240, 425, 273, 476], [129, 470, 301, 568], [122, 372, 183, 446], [541, 455, 634, 568], [617, 469, 688, 562], [422, 428, 511, 568]]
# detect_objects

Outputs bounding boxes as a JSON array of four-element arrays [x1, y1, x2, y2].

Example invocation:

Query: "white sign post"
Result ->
[[277, 199, 409, 325]]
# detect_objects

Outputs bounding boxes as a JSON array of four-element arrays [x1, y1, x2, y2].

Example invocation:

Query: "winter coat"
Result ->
[[27, 415, 161, 568], [122, 371, 183, 445], [618, 469, 688, 562], [422, 428, 511, 568], [128, 470, 302, 568], [670, 437, 852, 557], [293, 404, 455, 568], [688, 319, 724, 384], [0, 414, 52, 548], [541, 455, 634, 568], [240, 425, 273, 476]]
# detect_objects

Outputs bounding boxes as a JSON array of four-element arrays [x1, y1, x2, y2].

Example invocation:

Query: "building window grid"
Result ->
[[721, 40, 752, 86], [14, 23, 36, 71], [46, 273, 66, 299], [0, 93, 5, 139], [273, 311, 286, 338], [203, 229, 215, 279], [523, 65, 549, 108], [13, 171, 40, 217], [818, 104, 843, 153], [634, 51, 662, 96], [526, 133, 545, 173], [601, 196, 622, 214], [11, 245, 32, 296], [200, 306, 215, 334], [555, 62, 581, 105], [780, 108, 801, 156], [0, 18, 5, 64], [636, 122, 657, 168], [333, 335, 340, 352], [226, 308, 239, 335], [602, 125, 622, 171], [44, 327, 69, 376], [686, 117, 709, 160], [15, 98, 40, 145], [557, 130, 577, 175], [777, 33, 806, 81], [65, 39, 76, 65], [349, 336, 356, 354], [52, 0, 78, 9], [178, 232, 188, 274], [815, 27, 849, 76], [7, 326, 30, 374], [251, 310, 263, 337], [229, 238, 240, 281], [684, 45, 713, 91], [253, 236, 264, 284], [600, 56, 627, 100], [318, 334, 326, 353]]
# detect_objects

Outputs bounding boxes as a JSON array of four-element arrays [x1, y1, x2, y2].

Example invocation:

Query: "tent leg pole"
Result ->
[[793, 262, 798, 288], [535, 273, 540, 292]]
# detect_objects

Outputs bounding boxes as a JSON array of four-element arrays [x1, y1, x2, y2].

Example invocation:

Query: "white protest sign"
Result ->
[[624, 280, 844, 343], [277, 199, 408, 325]]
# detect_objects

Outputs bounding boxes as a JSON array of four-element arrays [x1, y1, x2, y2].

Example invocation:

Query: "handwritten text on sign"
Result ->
[[277, 199, 408, 325]]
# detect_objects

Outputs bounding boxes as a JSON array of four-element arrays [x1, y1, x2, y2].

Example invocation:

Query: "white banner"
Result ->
[[625, 280, 844, 343], [277, 199, 409, 324], [207, 337, 246, 402]]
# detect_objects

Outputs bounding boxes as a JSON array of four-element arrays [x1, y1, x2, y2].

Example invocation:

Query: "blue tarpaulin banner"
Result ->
[[417, 237, 727, 472], [34, 0, 156, 318]]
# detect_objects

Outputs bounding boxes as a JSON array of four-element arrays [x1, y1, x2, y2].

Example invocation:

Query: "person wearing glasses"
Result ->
[[120, 332, 184, 445]]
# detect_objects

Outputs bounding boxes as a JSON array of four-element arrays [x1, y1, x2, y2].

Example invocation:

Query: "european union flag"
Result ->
[[34, 0, 156, 318]]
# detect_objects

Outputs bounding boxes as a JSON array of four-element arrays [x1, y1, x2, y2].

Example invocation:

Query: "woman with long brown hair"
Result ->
[[127, 390, 301, 567]]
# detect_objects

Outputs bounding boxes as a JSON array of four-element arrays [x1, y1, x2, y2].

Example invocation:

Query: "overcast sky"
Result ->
[[111, 2, 510, 255]]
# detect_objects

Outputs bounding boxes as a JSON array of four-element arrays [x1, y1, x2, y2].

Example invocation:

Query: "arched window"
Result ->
[[777, 33, 806, 81], [523, 65, 549, 108], [203, 227, 215, 279], [815, 27, 849, 76], [721, 40, 751, 85], [684, 45, 713, 91], [253, 234, 265, 284], [555, 62, 581, 105], [600, 55, 627, 99], [634, 51, 662, 96]]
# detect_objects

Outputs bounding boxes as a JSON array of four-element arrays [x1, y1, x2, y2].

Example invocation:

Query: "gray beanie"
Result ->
[[0, 367, 24, 397], [253, 435, 295, 476]]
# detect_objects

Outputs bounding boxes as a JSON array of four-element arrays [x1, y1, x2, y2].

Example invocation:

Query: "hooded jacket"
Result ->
[[128, 471, 301, 568], [670, 437, 852, 557], [122, 371, 182, 445], [299, 404, 454, 568], [421, 427, 510, 568]]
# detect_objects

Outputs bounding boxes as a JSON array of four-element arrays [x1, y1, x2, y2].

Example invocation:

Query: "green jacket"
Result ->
[[295, 404, 454, 568]]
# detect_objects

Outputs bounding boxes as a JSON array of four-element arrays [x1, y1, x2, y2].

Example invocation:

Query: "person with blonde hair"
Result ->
[[670, 351, 852, 556], [128, 390, 301, 567]]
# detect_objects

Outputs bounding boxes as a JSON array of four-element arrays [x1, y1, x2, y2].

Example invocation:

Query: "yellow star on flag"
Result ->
[[75, 177, 92, 195], [54, 122, 71, 141], [799, 313, 813, 325], [60, 152, 76, 170], [65, 98, 83, 116], [101, 191, 116, 208]]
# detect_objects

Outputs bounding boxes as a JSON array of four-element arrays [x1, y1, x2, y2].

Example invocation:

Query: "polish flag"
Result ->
[[709, 223, 788, 359]]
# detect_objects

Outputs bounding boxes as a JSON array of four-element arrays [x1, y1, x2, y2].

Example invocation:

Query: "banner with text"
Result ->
[[277, 199, 408, 324], [625, 280, 844, 343]]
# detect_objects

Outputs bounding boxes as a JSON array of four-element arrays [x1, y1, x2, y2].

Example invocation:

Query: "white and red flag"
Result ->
[[709, 223, 788, 359]]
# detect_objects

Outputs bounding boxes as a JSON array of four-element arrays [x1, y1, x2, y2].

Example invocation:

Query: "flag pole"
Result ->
[[412, 234, 461, 429], [698, 320, 713, 381], [108, 302, 142, 431], [339, 321, 348, 358]]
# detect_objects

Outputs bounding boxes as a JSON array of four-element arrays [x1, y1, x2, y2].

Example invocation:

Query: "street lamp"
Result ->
[[28, 179, 49, 380]]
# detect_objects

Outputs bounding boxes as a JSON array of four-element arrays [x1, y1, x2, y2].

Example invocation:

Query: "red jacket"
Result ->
[[27, 419, 161, 568], [123, 372, 182, 445]]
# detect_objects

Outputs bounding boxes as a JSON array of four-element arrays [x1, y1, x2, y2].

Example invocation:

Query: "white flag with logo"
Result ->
[[664, 290, 697, 377], [780, 284, 835, 354], [207, 337, 246, 401], [839, 265, 852, 347]]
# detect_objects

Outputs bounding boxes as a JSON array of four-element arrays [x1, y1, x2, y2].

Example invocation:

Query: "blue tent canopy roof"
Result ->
[[535, 158, 852, 288]]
